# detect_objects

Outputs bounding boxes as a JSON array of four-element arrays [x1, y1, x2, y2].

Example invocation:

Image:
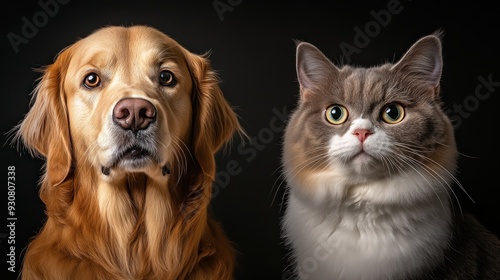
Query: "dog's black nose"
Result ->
[[113, 98, 156, 132]]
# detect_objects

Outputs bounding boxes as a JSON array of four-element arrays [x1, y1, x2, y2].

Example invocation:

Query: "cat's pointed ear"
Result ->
[[296, 41, 339, 100], [391, 33, 443, 91]]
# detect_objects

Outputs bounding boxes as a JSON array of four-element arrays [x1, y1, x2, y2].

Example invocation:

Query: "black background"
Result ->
[[1, 1, 499, 279]]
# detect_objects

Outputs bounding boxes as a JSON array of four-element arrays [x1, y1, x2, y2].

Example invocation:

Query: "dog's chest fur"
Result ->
[[96, 174, 175, 269]]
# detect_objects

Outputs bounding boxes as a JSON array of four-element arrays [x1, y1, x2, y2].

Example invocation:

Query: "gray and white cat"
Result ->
[[281, 33, 500, 280]]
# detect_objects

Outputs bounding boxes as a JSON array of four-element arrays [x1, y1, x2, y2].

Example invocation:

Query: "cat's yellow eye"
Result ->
[[381, 103, 405, 124], [325, 104, 348, 125]]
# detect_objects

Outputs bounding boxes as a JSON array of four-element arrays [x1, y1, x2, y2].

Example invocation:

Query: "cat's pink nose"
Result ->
[[353, 129, 372, 143]]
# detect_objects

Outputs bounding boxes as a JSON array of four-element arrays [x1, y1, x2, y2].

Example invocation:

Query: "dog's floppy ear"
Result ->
[[182, 49, 242, 215], [15, 47, 73, 188]]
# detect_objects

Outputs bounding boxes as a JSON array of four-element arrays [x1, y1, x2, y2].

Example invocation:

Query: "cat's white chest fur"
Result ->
[[282, 171, 452, 280]]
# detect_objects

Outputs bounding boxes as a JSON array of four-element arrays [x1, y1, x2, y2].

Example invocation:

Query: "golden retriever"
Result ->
[[14, 25, 241, 280]]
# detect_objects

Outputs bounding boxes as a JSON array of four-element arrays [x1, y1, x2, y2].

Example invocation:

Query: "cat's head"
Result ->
[[283, 33, 457, 205]]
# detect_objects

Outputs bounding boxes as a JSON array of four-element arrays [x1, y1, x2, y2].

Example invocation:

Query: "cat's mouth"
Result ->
[[351, 151, 378, 170], [353, 151, 372, 160]]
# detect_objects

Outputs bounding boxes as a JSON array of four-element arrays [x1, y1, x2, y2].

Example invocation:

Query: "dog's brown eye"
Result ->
[[83, 73, 101, 89], [159, 70, 176, 86]]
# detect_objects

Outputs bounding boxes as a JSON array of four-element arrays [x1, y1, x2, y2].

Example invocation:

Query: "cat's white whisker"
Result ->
[[393, 151, 450, 215], [394, 142, 474, 219], [396, 142, 475, 204], [274, 148, 330, 207]]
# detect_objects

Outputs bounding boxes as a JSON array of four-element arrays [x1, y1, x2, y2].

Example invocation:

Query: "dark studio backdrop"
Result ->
[[1, 1, 499, 279]]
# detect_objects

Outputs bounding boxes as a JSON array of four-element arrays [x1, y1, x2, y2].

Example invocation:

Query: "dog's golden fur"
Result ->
[[14, 25, 241, 279]]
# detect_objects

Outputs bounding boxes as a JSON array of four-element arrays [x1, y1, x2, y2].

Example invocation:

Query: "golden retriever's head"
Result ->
[[15, 25, 241, 198]]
